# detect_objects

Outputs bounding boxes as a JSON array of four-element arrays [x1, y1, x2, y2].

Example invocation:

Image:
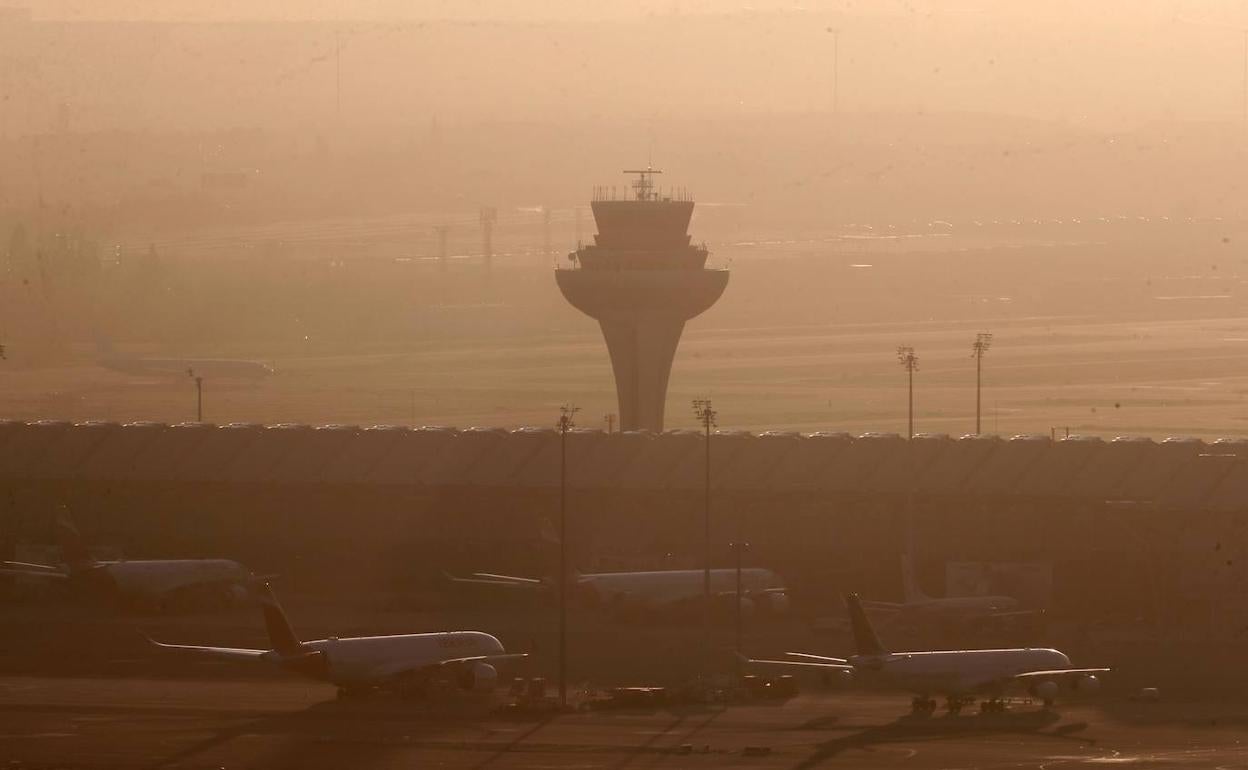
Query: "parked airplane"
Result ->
[[858, 553, 1042, 627], [749, 593, 1106, 715], [447, 567, 791, 617], [96, 338, 273, 380], [148, 582, 525, 698], [0, 515, 255, 611]]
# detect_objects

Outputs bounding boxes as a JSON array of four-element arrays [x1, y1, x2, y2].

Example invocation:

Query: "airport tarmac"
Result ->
[[1, 676, 1245, 769]]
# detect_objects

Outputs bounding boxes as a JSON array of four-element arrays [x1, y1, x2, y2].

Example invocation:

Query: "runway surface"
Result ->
[[1, 676, 1246, 769]]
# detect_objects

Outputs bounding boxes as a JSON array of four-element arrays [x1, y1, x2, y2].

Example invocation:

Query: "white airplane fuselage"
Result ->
[[277, 631, 506, 688], [85, 559, 251, 601], [580, 568, 787, 611], [850, 647, 1070, 696], [902, 595, 1020, 618]]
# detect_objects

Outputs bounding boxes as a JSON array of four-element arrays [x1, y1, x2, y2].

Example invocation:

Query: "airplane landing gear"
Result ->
[[945, 695, 973, 715]]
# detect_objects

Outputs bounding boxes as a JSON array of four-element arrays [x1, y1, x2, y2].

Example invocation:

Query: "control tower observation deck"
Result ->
[[555, 168, 729, 432]]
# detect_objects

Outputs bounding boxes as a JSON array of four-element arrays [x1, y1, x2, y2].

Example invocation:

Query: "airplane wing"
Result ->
[[785, 652, 850, 664], [145, 636, 268, 662], [437, 652, 529, 667], [370, 652, 528, 682], [0, 564, 68, 579], [1012, 668, 1110, 680], [471, 573, 542, 585], [858, 599, 903, 611], [746, 655, 853, 671], [2, 560, 61, 572], [444, 571, 543, 587], [989, 608, 1046, 619]]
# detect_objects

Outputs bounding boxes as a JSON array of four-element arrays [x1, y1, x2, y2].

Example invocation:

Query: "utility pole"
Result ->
[[828, 27, 840, 118], [692, 398, 717, 681], [731, 540, 749, 681], [433, 225, 449, 271], [972, 332, 993, 435], [335, 29, 342, 123], [556, 404, 578, 710], [896, 346, 918, 439], [542, 207, 552, 259], [479, 207, 497, 270], [187, 368, 203, 422]]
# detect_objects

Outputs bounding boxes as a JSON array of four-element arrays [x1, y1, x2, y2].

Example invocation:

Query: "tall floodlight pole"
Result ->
[[542, 207, 552, 258], [335, 29, 342, 123], [971, 333, 993, 435], [556, 404, 578, 709], [692, 398, 717, 680], [731, 540, 749, 681], [187, 368, 203, 422], [828, 27, 840, 118], [897, 346, 918, 439]]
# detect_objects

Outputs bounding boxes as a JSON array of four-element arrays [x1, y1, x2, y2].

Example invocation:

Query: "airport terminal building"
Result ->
[[1, 420, 1244, 632]]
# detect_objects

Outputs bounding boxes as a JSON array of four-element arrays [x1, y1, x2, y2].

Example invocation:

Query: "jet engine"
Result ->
[[1029, 680, 1059, 703], [820, 669, 853, 689], [1071, 674, 1100, 694], [458, 662, 498, 692], [763, 592, 791, 615]]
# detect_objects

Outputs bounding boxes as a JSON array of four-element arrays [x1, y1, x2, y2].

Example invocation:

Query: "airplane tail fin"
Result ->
[[900, 552, 931, 603], [252, 582, 302, 655], [845, 593, 888, 657], [54, 513, 96, 572], [539, 516, 561, 545]]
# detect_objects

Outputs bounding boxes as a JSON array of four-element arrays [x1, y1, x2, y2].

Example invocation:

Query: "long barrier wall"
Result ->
[[2, 420, 1246, 627]]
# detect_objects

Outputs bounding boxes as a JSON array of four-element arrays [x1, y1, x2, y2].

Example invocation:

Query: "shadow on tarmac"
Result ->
[[1091, 700, 1248, 730], [792, 709, 1093, 770], [145, 696, 501, 770]]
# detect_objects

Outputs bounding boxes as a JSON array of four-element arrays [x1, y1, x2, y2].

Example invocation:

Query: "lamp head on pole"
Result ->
[[692, 398, 717, 429], [972, 332, 993, 359], [896, 345, 918, 373], [557, 404, 579, 433]]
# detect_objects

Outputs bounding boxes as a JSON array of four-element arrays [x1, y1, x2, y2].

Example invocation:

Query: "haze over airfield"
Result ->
[[11, 0, 1248, 131], [3, 1, 1248, 437]]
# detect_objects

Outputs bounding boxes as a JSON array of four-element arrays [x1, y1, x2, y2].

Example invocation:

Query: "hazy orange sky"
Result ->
[[8, 1, 1248, 132], [13, 1, 1248, 23]]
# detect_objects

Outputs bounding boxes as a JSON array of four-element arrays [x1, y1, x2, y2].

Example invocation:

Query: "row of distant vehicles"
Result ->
[[1, 515, 1105, 714]]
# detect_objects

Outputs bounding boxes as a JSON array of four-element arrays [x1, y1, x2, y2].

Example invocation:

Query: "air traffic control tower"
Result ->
[[556, 168, 729, 432]]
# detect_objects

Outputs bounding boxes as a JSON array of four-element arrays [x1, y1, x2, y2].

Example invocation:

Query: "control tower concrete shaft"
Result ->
[[556, 168, 729, 432]]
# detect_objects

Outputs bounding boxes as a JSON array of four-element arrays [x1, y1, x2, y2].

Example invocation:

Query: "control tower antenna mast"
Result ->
[[621, 166, 663, 201]]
